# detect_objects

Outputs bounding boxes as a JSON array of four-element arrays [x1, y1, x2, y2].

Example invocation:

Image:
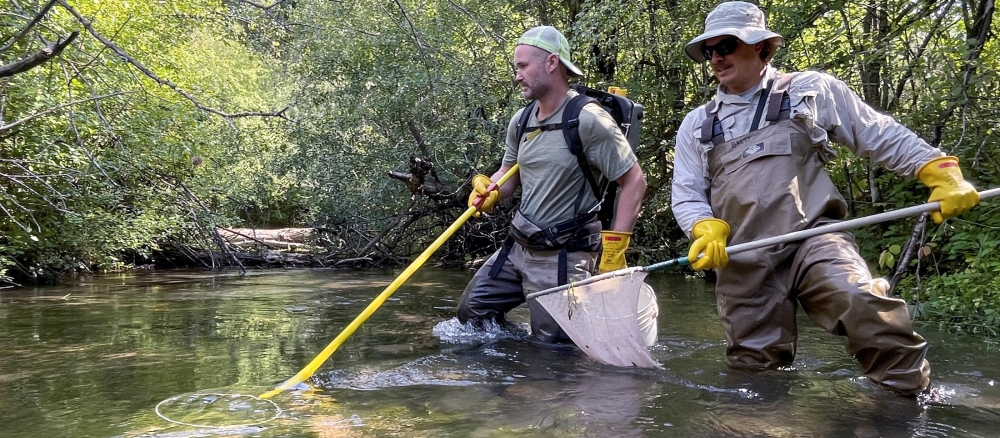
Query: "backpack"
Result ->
[[514, 84, 644, 229]]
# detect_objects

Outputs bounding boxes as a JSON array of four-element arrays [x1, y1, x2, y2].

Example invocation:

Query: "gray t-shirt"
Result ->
[[502, 90, 637, 229]]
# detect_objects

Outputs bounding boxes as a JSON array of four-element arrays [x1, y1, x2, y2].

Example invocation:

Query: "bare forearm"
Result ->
[[611, 163, 647, 232], [490, 165, 520, 199]]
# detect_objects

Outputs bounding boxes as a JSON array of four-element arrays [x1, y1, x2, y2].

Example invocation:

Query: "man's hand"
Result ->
[[467, 174, 499, 218], [599, 231, 631, 273], [917, 156, 980, 224], [688, 218, 730, 270]]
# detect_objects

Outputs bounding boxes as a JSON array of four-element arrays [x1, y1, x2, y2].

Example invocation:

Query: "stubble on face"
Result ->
[[513, 45, 553, 101], [706, 36, 766, 94]]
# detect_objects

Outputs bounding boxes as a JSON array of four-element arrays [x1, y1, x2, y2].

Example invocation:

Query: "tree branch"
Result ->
[[0, 92, 127, 134], [889, 213, 929, 296], [57, 0, 292, 123], [0, 31, 78, 78], [230, 0, 298, 10], [0, 0, 59, 53]]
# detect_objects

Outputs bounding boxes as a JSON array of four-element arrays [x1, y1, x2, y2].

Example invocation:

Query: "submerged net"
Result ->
[[154, 392, 282, 429], [533, 271, 661, 368]]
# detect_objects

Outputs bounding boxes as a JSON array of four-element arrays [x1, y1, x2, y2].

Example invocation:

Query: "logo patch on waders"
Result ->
[[742, 142, 764, 158]]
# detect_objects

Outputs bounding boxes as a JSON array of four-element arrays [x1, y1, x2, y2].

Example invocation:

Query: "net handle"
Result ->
[[528, 187, 1000, 301], [260, 164, 520, 399]]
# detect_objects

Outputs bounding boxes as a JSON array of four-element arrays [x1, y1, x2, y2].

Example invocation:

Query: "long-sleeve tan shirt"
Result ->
[[671, 66, 944, 237]]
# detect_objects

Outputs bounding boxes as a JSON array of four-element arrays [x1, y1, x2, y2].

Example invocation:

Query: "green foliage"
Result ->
[[899, 268, 1000, 336], [1, 0, 295, 280]]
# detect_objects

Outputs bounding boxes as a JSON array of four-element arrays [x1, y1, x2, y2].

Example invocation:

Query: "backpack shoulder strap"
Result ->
[[515, 100, 537, 145], [561, 95, 602, 199]]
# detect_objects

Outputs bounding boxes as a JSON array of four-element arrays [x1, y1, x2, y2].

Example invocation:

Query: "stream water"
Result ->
[[1, 268, 998, 437]]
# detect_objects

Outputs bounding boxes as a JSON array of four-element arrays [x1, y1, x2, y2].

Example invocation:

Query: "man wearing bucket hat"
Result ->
[[457, 26, 647, 343], [671, 2, 979, 395]]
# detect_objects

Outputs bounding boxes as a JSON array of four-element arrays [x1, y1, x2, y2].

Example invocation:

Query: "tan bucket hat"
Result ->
[[684, 1, 784, 62]]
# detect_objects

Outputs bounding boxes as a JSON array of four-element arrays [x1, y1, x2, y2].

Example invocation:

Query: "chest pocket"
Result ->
[[720, 132, 792, 175]]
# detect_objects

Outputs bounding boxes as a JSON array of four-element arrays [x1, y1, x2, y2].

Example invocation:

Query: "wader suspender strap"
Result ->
[[766, 73, 795, 121], [699, 75, 793, 145], [699, 100, 721, 145], [488, 236, 516, 278], [749, 79, 775, 132]]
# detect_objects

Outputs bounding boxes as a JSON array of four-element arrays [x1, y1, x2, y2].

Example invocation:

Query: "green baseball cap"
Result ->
[[516, 26, 584, 77]]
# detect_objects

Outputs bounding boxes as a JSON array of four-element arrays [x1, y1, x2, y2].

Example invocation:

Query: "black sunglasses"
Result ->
[[701, 37, 741, 60]]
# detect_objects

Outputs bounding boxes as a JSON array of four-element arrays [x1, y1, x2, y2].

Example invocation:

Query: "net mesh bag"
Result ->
[[533, 271, 661, 368]]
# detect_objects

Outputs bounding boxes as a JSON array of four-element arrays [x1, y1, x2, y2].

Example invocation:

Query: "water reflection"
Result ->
[[0, 268, 998, 437], [312, 338, 660, 437]]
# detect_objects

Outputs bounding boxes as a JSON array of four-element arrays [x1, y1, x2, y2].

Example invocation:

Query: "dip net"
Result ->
[[155, 391, 282, 429], [532, 271, 661, 368]]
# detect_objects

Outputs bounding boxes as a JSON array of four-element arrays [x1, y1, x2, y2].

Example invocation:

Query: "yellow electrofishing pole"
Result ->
[[260, 164, 519, 399]]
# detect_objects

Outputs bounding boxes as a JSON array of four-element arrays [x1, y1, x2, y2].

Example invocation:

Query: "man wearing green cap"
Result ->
[[457, 26, 647, 343], [671, 1, 980, 395]]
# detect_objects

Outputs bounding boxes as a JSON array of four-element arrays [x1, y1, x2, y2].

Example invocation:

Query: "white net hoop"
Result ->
[[534, 271, 661, 368], [154, 392, 282, 429]]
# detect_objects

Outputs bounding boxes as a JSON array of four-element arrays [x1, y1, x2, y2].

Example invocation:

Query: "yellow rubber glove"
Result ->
[[467, 174, 499, 218], [599, 231, 631, 273], [916, 156, 980, 224], [688, 218, 730, 271]]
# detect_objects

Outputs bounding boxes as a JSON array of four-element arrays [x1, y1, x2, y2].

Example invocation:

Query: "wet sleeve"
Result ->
[[802, 72, 943, 177], [671, 110, 715, 238]]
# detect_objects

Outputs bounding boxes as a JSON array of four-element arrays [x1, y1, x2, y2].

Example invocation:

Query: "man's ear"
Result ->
[[754, 42, 765, 53], [546, 53, 560, 73]]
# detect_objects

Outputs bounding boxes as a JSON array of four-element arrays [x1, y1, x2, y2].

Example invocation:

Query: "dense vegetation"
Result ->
[[2, 0, 997, 333]]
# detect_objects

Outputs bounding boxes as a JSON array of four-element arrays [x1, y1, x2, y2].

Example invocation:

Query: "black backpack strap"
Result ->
[[515, 100, 574, 141], [515, 100, 537, 144], [558, 248, 568, 285], [515, 95, 604, 205], [561, 95, 603, 200]]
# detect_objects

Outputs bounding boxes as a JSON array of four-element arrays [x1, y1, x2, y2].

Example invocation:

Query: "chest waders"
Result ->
[[701, 74, 930, 394], [488, 96, 605, 286]]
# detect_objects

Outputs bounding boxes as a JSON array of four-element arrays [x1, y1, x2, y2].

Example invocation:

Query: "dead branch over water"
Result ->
[[154, 167, 514, 272]]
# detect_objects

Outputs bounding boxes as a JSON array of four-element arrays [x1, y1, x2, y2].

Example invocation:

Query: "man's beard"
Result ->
[[522, 81, 550, 101]]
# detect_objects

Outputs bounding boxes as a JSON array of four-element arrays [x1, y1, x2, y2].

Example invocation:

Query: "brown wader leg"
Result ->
[[716, 247, 799, 369], [520, 246, 597, 343], [716, 232, 930, 394], [457, 248, 525, 327], [457, 243, 597, 344], [792, 232, 930, 395]]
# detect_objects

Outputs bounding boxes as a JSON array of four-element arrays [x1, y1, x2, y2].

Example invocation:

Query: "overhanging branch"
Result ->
[[0, 31, 78, 77], [57, 0, 292, 123], [0, 92, 128, 134], [0, 0, 59, 53]]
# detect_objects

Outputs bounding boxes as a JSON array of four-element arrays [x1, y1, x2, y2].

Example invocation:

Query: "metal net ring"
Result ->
[[154, 392, 283, 429]]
